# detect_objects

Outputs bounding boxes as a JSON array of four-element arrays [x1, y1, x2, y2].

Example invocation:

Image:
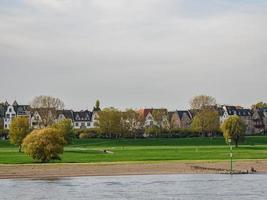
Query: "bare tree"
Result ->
[[190, 95, 217, 110], [30, 96, 64, 127]]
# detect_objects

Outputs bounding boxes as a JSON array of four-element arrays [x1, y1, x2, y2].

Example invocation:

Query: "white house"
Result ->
[[4, 105, 16, 129], [73, 110, 93, 129]]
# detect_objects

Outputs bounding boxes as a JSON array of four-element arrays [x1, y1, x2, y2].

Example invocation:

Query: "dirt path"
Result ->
[[0, 160, 266, 179]]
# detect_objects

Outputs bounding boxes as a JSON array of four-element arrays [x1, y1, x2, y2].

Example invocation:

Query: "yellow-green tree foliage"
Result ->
[[97, 107, 122, 138], [22, 128, 66, 162], [51, 119, 75, 144], [9, 116, 30, 152], [221, 116, 246, 147], [252, 102, 267, 109], [191, 109, 220, 135]]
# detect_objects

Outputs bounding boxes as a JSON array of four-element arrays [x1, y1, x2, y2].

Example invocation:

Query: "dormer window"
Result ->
[[9, 108, 12, 112]]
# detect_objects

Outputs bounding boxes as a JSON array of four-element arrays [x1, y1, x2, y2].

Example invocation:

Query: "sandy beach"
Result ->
[[0, 160, 266, 179]]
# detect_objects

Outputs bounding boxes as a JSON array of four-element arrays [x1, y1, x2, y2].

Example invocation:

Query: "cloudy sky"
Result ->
[[0, 0, 266, 110]]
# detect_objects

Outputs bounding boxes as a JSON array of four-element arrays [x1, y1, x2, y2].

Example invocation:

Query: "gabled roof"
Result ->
[[175, 110, 193, 120], [12, 100, 18, 107], [73, 110, 92, 122], [57, 110, 74, 120], [4, 101, 9, 107], [138, 108, 153, 119], [168, 111, 174, 121], [14, 105, 30, 115]]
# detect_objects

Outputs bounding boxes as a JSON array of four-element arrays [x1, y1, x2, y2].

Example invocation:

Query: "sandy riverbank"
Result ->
[[0, 160, 266, 179]]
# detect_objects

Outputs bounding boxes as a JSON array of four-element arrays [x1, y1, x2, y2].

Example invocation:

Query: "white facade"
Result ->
[[73, 121, 91, 129], [144, 112, 155, 127], [30, 111, 42, 129], [4, 105, 16, 129]]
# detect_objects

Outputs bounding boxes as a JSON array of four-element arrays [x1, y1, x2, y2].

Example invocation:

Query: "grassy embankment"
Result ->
[[0, 136, 267, 164]]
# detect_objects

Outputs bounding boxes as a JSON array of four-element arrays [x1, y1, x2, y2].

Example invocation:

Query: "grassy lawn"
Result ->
[[0, 136, 267, 164]]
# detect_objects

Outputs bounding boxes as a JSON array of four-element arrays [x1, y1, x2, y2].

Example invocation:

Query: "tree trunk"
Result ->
[[19, 145, 22, 152], [235, 135, 239, 148]]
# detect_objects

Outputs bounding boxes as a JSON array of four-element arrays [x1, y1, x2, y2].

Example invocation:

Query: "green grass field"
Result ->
[[0, 136, 267, 164]]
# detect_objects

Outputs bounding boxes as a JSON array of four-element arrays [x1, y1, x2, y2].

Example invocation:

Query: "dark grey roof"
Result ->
[[176, 110, 193, 120], [73, 110, 92, 121], [57, 110, 74, 120], [14, 105, 30, 115], [225, 106, 252, 116]]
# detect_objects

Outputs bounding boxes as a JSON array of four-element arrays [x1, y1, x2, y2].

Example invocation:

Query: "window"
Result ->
[[81, 122, 85, 126], [87, 122, 90, 126], [75, 122, 79, 127], [4, 124, 7, 128], [12, 114, 15, 118], [6, 114, 10, 118], [9, 108, 12, 112]]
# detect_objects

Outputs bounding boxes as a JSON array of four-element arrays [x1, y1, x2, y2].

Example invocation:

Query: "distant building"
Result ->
[[3, 101, 31, 129], [2, 101, 98, 130], [72, 110, 92, 129], [220, 105, 253, 134], [170, 110, 193, 129], [138, 108, 169, 129]]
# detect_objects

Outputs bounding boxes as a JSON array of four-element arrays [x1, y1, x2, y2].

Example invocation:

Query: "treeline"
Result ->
[[75, 127, 222, 139]]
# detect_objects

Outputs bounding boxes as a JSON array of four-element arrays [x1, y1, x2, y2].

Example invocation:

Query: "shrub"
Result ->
[[75, 128, 100, 139], [51, 119, 75, 144], [79, 132, 90, 139], [22, 128, 66, 163], [169, 128, 199, 138]]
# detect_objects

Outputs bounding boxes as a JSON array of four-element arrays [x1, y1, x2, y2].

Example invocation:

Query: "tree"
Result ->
[[221, 116, 246, 147], [30, 95, 64, 127], [51, 119, 75, 144], [190, 95, 217, 110], [252, 102, 267, 109], [93, 100, 101, 112], [191, 109, 220, 136], [22, 128, 66, 162], [144, 125, 161, 137], [9, 116, 30, 152], [121, 109, 143, 138], [97, 107, 122, 138]]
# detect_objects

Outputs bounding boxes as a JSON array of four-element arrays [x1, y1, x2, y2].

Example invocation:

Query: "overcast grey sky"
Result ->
[[0, 0, 267, 110]]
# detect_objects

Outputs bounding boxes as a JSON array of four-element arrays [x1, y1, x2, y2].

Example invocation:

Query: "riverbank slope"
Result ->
[[0, 160, 265, 179]]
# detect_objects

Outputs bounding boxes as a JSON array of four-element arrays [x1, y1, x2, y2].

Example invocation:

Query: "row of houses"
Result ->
[[1, 101, 267, 134], [0, 101, 98, 130], [139, 105, 267, 134]]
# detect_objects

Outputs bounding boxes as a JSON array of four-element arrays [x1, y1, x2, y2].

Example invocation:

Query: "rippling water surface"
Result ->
[[1, 174, 267, 200]]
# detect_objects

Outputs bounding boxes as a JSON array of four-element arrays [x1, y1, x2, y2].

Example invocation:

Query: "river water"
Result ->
[[0, 174, 266, 200]]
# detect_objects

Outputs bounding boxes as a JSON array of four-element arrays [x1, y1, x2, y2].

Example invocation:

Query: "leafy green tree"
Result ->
[[97, 107, 122, 138], [252, 102, 267, 109], [121, 109, 143, 138], [51, 119, 75, 144], [144, 125, 161, 137], [9, 116, 30, 152], [93, 100, 101, 112], [191, 109, 220, 136], [151, 109, 169, 131], [22, 128, 66, 162], [221, 116, 246, 147]]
